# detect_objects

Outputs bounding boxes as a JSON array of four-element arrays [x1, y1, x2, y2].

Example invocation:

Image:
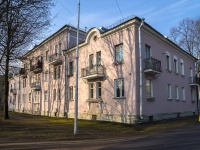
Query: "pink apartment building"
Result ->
[[8, 16, 199, 123]]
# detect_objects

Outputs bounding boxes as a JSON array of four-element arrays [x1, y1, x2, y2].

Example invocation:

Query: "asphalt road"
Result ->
[[1, 123, 200, 150]]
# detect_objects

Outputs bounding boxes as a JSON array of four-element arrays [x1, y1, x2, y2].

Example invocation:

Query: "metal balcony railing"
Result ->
[[49, 53, 62, 65], [81, 64, 104, 78], [30, 61, 43, 73], [144, 57, 162, 73], [31, 82, 41, 90], [19, 68, 27, 78], [189, 77, 200, 85], [10, 88, 17, 94]]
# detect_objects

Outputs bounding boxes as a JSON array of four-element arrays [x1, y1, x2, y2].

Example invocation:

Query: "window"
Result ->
[[23, 94, 26, 103], [175, 86, 179, 100], [96, 51, 101, 65], [59, 43, 61, 54], [57, 66, 61, 79], [46, 51, 49, 61], [89, 54, 94, 69], [166, 51, 171, 70], [190, 68, 193, 83], [53, 89, 56, 101], [68, 86, 73, 100], [55, 45, 58, 54], [23, 79, 26, 88], [89, 84, 94, 99], [146, 80, 153, 98], [35, 91, 39, 102], [174, 56, 178, 74], [145, 45, 151, 58], [68, 61, 73, 76], [182, 87, 185, 101], [180, 59, 184, 76], [114, 79, 124, 98], [44, 91, 48, 101], [54, 67, 57, 80], [29, 93, 31, 102], [57, 89, 61, 101], [115, 44, 124, 63], [191, 88, 197, 101], [96, 82, 101, 98], [167, 84, 172, 99], [44, 71, 48, 82], [29, 76, 32, 86]]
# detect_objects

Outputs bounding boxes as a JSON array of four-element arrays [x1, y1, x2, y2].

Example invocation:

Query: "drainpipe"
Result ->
[[139, 18, 145, 120]]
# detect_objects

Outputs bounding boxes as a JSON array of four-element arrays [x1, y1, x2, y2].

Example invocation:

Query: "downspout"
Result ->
[[139, 18, 145, 120]]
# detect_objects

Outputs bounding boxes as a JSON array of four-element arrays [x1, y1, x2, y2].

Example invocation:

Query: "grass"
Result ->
[[0, 110, 199, 143]]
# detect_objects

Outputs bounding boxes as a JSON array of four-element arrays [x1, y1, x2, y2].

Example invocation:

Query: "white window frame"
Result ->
[[68, 86, 73, 100], [114, 78, 125, 98], [167, 84, 172, 99], [182, 87, 185, 101], [68, 61, 74, 76], [180, 59, 184, 76], [96, 82, 101, 99], [174, 55, 178, 74], [57, 88, 61, 101], [146, 80, 153, 98], [191, 88, 197, 101], [166, 51, 171, 71], [89, 83, 94, 99], [29, 93, 31, 102], [175, 86, 179, 100], [115, 44, 124, 63], [44, 91, 48, 101], [53, 89, 56, 101]]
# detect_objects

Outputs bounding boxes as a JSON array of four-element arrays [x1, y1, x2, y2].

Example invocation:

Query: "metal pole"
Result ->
[[74, 0, 80, 135]]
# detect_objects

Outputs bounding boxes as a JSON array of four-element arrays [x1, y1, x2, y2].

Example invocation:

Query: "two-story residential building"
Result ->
[[8, 16, 199, 123]]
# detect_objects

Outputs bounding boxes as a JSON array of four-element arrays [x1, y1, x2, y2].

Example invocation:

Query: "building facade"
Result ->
[[8, 16, 199, 123]]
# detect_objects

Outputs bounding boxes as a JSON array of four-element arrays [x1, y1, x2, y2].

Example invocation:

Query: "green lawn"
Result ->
[[0, 111, 198, 143]]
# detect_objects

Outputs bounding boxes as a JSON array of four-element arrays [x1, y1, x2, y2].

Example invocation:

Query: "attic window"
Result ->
[[93, 36, 97, 41]]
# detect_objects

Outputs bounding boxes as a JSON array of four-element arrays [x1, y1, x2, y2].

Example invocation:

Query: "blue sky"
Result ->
[[47, 0, 200, 38]]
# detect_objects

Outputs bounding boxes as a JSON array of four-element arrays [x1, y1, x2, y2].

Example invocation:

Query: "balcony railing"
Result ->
[[10, 88, 17, 95], [30, 61, 43, 73], [144, 57, 162, 74], [49, 53, 62, 65], [31, 82, 41, 91], [81, 64, 104, 80], [19, 68, 27, 78], [189, 77, 200, 86]]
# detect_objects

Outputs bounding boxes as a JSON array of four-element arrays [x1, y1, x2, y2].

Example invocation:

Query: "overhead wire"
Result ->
[[116, 0, 124, 19]]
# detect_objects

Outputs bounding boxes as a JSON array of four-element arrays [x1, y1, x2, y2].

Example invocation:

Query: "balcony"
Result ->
[[19, 68, 27, 78], [49, 53, 62, 65], [10, 88, 17, 95], [189, 77, 200, 86], [81, 65, 104, 80], [31, 82, 41, 91], [30, 61, 43, 73], [86, 98, 103, 103], [144, 57, 162, 75]]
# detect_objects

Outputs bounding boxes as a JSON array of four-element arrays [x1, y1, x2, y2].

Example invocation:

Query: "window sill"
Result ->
[[181, 75, 185, 78], [167, 98, 173, 101], [175, 99, 180, 101], [182, 100, 186, 102], [174, 72, 179, 75], [113, 97, 126, 99]]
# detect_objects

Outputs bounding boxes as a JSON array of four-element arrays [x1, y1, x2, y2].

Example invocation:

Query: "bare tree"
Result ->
[[169, 17, 200, 58], [0, 0, 53, 119]]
